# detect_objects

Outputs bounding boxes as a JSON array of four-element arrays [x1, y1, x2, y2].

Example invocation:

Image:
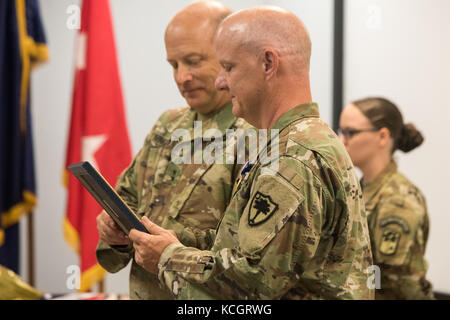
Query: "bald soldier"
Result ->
[[95, 1, 252, 300], [128, 6, 374, 299]]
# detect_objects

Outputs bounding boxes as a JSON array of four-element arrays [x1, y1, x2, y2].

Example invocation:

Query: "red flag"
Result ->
[[63, 0, 132, 292]]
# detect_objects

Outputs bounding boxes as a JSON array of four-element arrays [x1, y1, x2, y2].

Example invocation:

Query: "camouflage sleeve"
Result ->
[[377, 264, 434, 300], [114, 157, 140, 213], [373, 196, 434, 299], [161, 216, 217, 250], [96, 241, 134, 273], [157, 160, 324, 299]]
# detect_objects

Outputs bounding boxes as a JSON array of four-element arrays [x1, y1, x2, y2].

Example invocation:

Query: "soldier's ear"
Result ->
[[261, 48, 279, 79], [379, 127, 391, 147]]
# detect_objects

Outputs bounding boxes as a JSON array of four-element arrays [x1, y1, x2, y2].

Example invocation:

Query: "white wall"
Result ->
[[267, 0, 334, 125], [344, 0, 450, 293], [26, 0, 335, 294]]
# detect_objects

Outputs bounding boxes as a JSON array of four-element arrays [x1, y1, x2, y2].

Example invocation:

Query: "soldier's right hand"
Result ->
[[96, 210, 131, 246]]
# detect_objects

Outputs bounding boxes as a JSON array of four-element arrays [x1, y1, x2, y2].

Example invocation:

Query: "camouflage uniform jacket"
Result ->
[[96, 102, 251, 299], [157, 103, 374, 299], [362, 160, 434, 299]]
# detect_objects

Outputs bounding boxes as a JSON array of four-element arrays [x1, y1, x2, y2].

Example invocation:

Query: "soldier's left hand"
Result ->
[[129, 216, 180, 274]]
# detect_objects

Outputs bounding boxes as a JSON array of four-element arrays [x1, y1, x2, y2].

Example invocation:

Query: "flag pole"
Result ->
[[27, 211, 35, 286]]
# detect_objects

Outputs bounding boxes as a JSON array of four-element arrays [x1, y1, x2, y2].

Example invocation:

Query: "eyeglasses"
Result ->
[[337, 127, 379, 140]]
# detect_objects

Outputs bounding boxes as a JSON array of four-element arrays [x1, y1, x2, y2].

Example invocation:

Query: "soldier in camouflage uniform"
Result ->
[[96, 1, 252, 299], [340, 97, 434, 299], [129, 7, 374, 300]]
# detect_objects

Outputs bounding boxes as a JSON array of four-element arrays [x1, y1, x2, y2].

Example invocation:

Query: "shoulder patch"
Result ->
[[248, 192, 279, 226], [379, 216, 410, 233], [379, 229, 401, 255]]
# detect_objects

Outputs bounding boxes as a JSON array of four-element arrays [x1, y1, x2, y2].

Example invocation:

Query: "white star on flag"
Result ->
[[81, 135, 107, 169]]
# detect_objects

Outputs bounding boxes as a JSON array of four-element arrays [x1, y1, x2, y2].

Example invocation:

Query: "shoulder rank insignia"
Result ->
[[248, 192, 278, 226], [379, 229, 401, 255]]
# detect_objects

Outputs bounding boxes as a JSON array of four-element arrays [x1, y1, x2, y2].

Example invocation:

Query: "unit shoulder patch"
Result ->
[[379, 228, 401, 256], [248, 192, 279, 226]]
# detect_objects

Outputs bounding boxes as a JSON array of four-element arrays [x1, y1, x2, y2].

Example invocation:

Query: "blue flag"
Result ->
[[0, 0, 48, 273]]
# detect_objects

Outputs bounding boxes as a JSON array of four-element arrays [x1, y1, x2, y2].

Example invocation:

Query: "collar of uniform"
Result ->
[[253, 103, 319, 163], [196, 101, 236, 135], [362, 160, 398, 206], [271, 102, 320, 132], [165, 102, 235, 135]]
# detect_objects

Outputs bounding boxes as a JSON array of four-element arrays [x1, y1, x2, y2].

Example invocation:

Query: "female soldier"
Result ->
[[339, 97, 434, 299]]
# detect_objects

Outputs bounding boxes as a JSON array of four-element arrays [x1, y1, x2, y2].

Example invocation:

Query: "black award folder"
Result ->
[[68, 161, 149, 235]]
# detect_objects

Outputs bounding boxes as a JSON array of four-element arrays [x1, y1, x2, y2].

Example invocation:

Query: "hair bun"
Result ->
[[397, 123, 424, 152]]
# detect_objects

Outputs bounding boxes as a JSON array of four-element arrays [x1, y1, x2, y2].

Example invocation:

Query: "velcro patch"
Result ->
[[165, 254, 211, 274], [238, 172, 304, 256]]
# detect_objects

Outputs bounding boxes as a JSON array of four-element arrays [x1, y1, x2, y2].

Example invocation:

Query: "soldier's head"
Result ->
[[214, 6, 312, 128], [165, 1, 232, 115], [339, 97, 424, 168]]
